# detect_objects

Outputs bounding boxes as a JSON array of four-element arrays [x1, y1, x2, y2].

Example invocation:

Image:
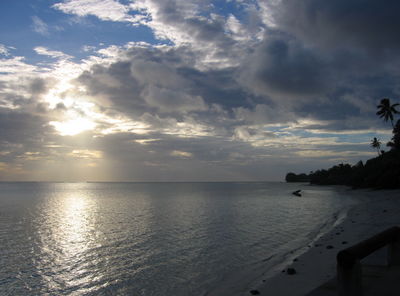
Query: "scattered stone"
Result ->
[[383, 210, 387, 213], [282, 270, 286, 273], [250, 289, 260, 295], [336, 232, 340, 235], [262, 280, 266, 282], [315, 243, 322, 247], [326, 245, 334, 249], [342, 241, 348, 245], [287, 268, 297, 275], [293, 258, 298, 262]]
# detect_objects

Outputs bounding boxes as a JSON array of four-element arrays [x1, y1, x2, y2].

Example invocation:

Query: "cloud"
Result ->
[[2, 0, 400, 181], [274, 0, 400, 55], [0, 44, 12, 56], [34, 47, 72, 60], [54, 0, 264, 69], [170, 150, 193, 158], [0, 56, 39, 75], [238, 30, 329, 102], [0, 108, 53, 150], [53, 0, 146, 24], [31, 16, 49, 36]]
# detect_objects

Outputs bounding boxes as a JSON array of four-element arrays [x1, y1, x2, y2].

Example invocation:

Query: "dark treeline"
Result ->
[[286, 99, 400, 189]]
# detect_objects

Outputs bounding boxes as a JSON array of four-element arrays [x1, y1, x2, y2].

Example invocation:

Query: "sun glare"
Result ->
[[50, 118, 96, 136]]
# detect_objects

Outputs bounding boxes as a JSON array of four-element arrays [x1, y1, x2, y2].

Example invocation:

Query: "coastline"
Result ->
[[242, 188, 400, 296]]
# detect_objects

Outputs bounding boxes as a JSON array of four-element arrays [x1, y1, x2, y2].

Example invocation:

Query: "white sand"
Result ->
[[243, 188, 400, 296]]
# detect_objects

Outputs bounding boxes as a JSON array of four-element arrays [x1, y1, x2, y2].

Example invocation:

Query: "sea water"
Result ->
[[0, 182, 358, 295]]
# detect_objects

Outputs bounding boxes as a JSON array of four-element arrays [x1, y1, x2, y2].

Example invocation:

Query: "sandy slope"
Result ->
[[244, 189, 400, 296]]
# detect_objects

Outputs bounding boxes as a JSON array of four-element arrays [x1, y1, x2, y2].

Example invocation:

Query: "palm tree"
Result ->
[[370, 137, 381, 155], [376, 98, 399, 128], [387, 119, 400, 150]]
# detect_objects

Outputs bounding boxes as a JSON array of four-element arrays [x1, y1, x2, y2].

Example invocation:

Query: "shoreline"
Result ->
[[241, 188, 400, 296]]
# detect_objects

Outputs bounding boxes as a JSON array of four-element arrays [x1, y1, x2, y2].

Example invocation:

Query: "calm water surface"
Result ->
[[0, 182, 357, 295]]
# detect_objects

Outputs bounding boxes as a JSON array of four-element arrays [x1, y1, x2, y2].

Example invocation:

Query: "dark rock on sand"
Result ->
[[287, 268, 297, 275], [326, 245, 334, 249], [250, 289, 260, 295]]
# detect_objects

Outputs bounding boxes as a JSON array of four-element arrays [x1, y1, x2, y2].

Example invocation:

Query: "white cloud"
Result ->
[[170, 150, 193, 158], [295, 150, 375, 158], [34, 47, 72, 60], [0, 56, 39, 76], [82, 45, 97, 52], [32, 16, 49, 35], [54, 0, 265, 69], [0, 44, 12, 56], [53, 0, 147, 24]]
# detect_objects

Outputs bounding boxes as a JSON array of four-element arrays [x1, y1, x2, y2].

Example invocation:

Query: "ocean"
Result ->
[[0, 182, 358, 295]]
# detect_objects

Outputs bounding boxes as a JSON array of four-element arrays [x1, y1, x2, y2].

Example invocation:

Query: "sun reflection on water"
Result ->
[[37, 187, 99, 293], [60, 194, 91, 255]]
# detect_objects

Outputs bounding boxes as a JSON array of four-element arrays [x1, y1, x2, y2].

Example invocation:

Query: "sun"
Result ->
[[50, 117, 96, 136]]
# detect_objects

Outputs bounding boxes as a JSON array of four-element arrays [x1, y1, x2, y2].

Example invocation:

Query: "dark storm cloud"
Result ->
[[176, 67, 254, 109], [78, 61, 146, 116], [0, 108, 56, 168], [238, 0, 400, 130], [275, 0, 400, 55], [0, 108, 52, 144], [239, 30, 328, 99]]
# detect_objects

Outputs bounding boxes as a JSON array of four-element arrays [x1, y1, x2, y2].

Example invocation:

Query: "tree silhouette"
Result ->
[[376, 98, 399, 128], [370, 137, 381, 155], [387, 119, 400, 150]]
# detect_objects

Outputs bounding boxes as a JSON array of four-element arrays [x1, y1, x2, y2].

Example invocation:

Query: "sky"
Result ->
[[0, 0, 399, 182]]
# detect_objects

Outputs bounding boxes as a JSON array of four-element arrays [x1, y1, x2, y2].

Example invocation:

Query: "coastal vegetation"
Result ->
[[286, 99, 400, 189]]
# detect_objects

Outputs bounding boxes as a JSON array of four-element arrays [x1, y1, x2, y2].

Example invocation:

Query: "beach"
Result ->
[[245, 188, 400, 296]]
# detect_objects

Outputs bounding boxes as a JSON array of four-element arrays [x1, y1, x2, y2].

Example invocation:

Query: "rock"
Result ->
[[250, 290, 260, 295], [292, 190, 302, 196], [287, 268, 297, 275], [342, 241, 348, 244], [326, 245, 334, 249]]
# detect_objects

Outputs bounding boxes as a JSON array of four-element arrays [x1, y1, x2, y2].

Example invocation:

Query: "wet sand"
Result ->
[[244, 189, 400, 296]]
